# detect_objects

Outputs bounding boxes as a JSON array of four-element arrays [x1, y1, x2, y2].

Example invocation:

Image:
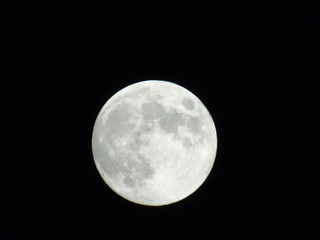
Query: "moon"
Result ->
[[92, 80, 217, 206]]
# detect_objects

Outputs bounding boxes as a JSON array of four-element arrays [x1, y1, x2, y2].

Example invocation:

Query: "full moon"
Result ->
[[92, 80, 217, 206]]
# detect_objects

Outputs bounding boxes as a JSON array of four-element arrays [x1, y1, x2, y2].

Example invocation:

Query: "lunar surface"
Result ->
[[92, 80, 217, 206]]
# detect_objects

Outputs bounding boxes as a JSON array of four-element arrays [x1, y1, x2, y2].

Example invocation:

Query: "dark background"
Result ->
[[1, 3, 319, 239]]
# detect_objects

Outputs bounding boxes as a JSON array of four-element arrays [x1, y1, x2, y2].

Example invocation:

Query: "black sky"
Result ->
[[2, 3, 319, 239]]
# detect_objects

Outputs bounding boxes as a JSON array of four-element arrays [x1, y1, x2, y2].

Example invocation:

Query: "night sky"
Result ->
[[2, 3, 319, 239]]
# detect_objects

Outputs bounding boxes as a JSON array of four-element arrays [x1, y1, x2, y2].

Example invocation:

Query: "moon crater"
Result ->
[[182, 98, 195, 110]]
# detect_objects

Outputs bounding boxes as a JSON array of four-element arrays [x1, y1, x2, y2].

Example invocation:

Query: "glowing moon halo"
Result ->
[[92, 80, 217, 206]]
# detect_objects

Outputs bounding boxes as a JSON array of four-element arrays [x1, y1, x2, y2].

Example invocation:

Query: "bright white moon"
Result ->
[[92, 80, 217, 206]]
